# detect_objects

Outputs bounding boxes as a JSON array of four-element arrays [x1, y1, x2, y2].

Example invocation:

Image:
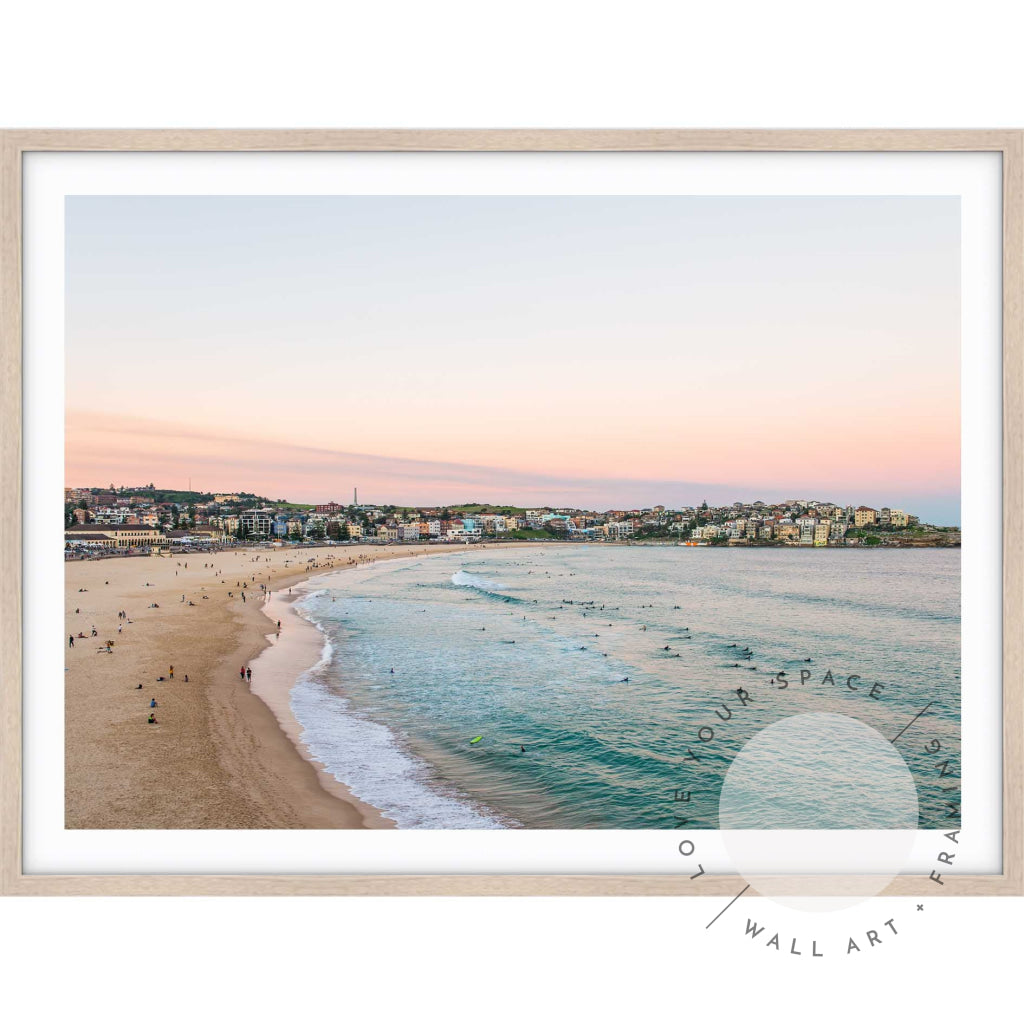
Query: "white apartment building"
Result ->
[[239, 510, 273, 536], [605, 520, 634, 539], [797, 516, 817, 545]]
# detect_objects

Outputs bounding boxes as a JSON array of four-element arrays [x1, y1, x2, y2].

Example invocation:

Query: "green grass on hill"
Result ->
[[450, 504, 529, 515]]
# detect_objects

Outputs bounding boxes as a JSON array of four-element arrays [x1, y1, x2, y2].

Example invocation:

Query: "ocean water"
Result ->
[[289, 546, 960, 829]]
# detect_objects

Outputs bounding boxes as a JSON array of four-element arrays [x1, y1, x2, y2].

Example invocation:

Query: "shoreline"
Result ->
[[244, 545, 534, 828], [64, 542, 527, 829], [246, 576, 396, 828]]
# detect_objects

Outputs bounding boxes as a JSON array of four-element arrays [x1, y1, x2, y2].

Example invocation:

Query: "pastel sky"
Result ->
[[66, 195, 961, 523]]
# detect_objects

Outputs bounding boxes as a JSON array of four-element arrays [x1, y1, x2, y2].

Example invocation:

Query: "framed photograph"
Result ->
[[0, 130, 1020, 896]]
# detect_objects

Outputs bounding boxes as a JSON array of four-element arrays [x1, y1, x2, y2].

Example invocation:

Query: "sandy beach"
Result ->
[[64, 543, 470, 829]]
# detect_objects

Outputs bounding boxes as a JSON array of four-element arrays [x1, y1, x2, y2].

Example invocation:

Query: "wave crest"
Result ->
[[451, 569, 506, 593]]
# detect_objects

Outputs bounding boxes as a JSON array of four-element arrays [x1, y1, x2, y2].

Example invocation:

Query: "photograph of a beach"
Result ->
[[64, 195, 961, 831]]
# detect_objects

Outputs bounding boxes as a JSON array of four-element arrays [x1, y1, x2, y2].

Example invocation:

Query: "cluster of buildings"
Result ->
[[681, 501, 918, 546], [64, 486, 954, 555]]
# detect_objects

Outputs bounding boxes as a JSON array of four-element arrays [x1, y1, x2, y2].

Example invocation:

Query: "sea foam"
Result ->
[[289, 603, 509, 829]]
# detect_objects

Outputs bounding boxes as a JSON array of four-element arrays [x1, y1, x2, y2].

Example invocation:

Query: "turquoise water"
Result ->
[[290, 546, 961, 829]]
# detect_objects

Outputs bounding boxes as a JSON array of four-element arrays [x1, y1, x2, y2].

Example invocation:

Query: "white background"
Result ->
[[2, 1, 1022, 1022]]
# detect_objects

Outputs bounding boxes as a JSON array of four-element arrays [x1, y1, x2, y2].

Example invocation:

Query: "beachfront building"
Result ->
[[336, 520, 363, 540], [64, 530, 116, 549], [814, 522, 829, 547], [797, 516, 817, 545], [398, 523, 421, 541], [854, 506, 878, 527], [604, 520, 634, 539], [545, 516, 573, 533], [239, 510, 273, 537], [65, 523, 168, 549], [890, 509, 909, 528], [218, 515, 240, 535], [696, 524, 725, 540], [445, 520, 482, 540], [776, 522, 800, 543]]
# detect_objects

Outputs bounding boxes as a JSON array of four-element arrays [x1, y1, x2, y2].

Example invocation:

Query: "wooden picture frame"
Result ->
[[1, 129, 1020, 896]]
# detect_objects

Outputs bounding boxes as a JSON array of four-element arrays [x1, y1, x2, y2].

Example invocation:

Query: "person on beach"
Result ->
[[147, 713, 157, 724], [246, 667, 252, 682], [240, 666, 246, 680], [68, 635, 74, 647], [150, 698, 157, 708], [169, 665, 174, 679]]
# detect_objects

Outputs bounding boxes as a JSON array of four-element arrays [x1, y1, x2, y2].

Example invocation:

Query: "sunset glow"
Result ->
[[66, 195, 961, 522]]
